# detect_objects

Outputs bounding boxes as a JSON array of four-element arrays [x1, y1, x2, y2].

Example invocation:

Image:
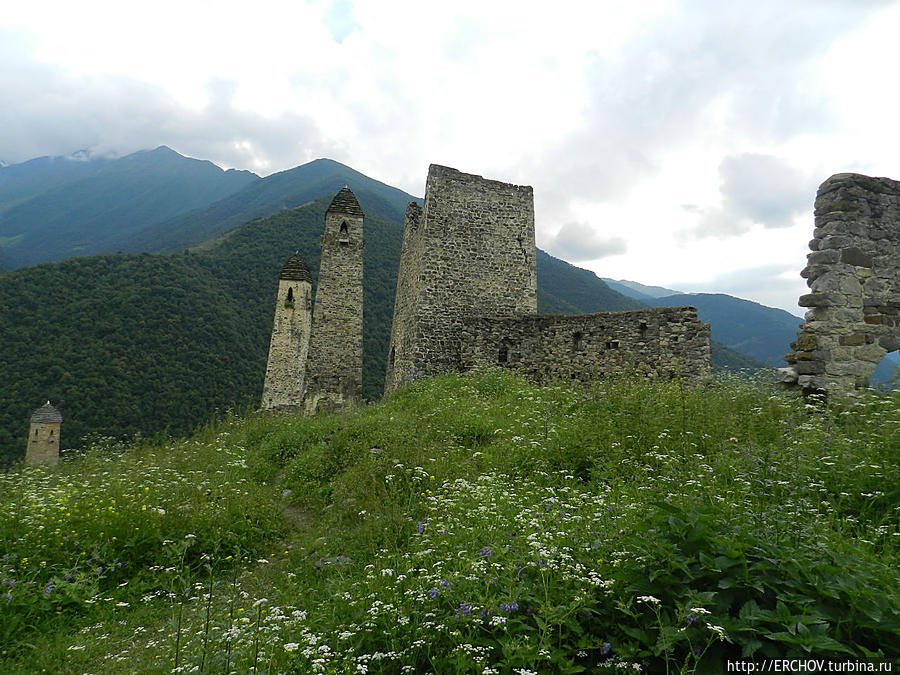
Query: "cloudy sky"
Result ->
[[3, 0, 899, 316]]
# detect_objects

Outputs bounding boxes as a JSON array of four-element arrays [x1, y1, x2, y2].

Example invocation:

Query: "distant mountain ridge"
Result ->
[[0, 147, 258, 269], [121, 158, 423, 255], [601, 278, 682, 300]]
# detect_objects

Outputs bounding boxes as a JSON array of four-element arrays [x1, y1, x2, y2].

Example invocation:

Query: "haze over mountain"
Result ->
[[0, 147, 257, 269], [601, 278, 683, 301]]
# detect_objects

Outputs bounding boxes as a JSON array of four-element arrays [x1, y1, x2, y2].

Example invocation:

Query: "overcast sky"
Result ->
[[3, 0, 900, 316]]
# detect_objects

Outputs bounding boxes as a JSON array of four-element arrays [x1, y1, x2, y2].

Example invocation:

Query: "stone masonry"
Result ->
[[461, 308, 711, 383], [261, 253, 313, 411], [385, 165, 711, 392], [303, 187, 365, 413], [385, 165, 538, 391], [781, 173, 900, 393], [26, 401, 62, 466]]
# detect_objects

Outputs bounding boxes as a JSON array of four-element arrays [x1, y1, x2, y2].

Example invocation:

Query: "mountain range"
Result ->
[[0, 147, 825, 462]]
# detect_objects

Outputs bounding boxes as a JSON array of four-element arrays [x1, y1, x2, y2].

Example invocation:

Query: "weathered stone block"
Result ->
[[795, 333, 817, 351], [825, 361, 869, 377], [819, 235, 856, 250], [806, 250, 841, 266], [839, 334, 867, 346], [799, 293, 846, 307], [776, 367, 799, 384], [841, 247, 874, 267], [793, 361, 825, 375], [879, 336, 900, 351], [855, 343, 886, 363]]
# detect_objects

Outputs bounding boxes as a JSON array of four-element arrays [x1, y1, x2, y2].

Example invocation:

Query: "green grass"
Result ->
[[1, 370, 898, 673]]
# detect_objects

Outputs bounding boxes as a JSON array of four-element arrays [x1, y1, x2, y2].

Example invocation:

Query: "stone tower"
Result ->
[[303, 187, 365, 413], [26, 401, 62, 466], [384, 165, 537, 391], [261, 252, 313, 411]]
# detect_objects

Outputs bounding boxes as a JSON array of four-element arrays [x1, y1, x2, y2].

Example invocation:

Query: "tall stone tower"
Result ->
[[26, 401, 62, 466], [304, 187, 365, 414], [261, 253, 313, 411], [385, 165, 537, 392]]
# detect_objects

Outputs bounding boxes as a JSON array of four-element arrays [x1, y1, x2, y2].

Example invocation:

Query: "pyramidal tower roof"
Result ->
[[280, 252, 312, 282], [326, 186, 363, 217], [31, 401, 62, 423]]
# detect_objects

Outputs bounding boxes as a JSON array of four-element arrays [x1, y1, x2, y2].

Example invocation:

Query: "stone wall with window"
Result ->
[[460, 307, 711, 384]]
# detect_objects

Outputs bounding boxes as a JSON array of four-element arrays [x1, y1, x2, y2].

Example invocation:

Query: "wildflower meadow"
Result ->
[[1, 370, 898, 673]]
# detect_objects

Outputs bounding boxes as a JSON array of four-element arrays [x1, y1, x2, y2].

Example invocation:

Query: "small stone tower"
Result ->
[[304, 187, 365, 414], [26, 401, 62, 466], [385, 165, 537, 392], [261, 252, 313, 411]]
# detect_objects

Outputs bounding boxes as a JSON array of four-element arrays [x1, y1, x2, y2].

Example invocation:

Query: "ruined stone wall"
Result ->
[[261, 277, 312, 411], [385, 165, 537, 391], [304, 189, 364, 413], [460, 307, 711, 384], [782, 173, 900, 393]]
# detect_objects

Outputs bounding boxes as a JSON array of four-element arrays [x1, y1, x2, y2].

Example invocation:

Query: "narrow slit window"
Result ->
[[498, 344, 509, 364], [339, 221, 349, 244]]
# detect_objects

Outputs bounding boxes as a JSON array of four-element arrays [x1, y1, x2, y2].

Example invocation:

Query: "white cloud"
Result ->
[[547, 222, 627, 262], [677, 154, 817, 239]]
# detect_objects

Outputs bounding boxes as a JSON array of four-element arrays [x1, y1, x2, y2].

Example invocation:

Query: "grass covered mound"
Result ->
[[1, 371, 898, 673]]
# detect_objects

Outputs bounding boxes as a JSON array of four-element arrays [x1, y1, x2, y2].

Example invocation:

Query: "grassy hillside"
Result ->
[[0, 147, 257, 269], [2, 372, 898, 672]]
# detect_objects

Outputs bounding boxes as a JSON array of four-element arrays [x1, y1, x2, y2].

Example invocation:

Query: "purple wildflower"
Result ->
[[429, 587, 438, 599], [44, 582, 55, 595], [601, 642, 611, 656], [479, 546, 492, 558], [455, 602, 471, 618], [416, 521, 424, 534]]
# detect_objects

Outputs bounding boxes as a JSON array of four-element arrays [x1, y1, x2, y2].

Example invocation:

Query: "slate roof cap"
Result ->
[[326, 186, 364, 217], [31, 402, 62, 423], [280, 252, 312, 282]]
